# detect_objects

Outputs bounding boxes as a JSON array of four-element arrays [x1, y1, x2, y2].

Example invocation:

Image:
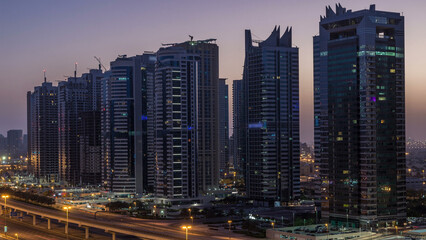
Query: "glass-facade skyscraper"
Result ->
[[151, 46, 199, 198], [314, 4, 406, 228], [174, 40, 220, 193], [244, 26, 300, 204], [218, 78, 229, 178], [28, 81, 59, 182], [101, 54, 155, 193]]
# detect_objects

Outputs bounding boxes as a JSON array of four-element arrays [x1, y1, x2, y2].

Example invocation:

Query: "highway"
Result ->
[[0, 199, 254, 240]]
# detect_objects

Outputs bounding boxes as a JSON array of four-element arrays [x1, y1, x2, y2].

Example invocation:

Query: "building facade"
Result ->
[[58, 77, 89, 185], [80, 111, 102, 185], [174, 40, 220, 193], [150, 46, 199, 198], [314, 4, 406, 228], [218, 78, 229, 178], [7, 129, 23, 159], [28, 81, 59, 182], [232, 79, 245, 176], [244, 26, 300, 204], [101, 54, 155, 193]]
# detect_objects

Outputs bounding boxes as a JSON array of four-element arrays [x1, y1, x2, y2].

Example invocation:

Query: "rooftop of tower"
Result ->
[[246, 25, 293, 49], [320, 3, 403, 22]]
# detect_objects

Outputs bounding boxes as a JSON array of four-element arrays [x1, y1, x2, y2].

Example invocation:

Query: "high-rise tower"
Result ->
[[174, 39, 220, 193], [314, 4, 405, 228], [244, 27, 300, 205], [101, 54, 155, 193], [58, 76, 89, 185], [28, 81, 59, 182], [232, 79, 245, 176], [218, 78, 229, 178], [150, 46, 199, 198]]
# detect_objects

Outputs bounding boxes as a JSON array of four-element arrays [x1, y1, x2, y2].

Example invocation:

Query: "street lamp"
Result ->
[[228, 220, 232, 239], [14, 233, 18, 239], [182, 225, 192, 240], [2, 195, 9, 234], [63, 206, 71, 236], [325, 223, 329, 239], [190, 216, 193, 224], [188, 208, 191, 217], [271, 221, 275, 229], [346, 209, 349, 229]]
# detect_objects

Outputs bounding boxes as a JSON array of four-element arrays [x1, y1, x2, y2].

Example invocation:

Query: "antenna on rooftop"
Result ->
[[189, 35, 194, 41], [43, 69, 46, 83]]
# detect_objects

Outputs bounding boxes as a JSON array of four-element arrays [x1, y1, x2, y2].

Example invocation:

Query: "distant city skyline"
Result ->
[[1, 0, 426, 143]]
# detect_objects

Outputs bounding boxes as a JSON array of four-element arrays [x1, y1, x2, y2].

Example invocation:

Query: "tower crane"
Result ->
[[94, 56, 107, 72]]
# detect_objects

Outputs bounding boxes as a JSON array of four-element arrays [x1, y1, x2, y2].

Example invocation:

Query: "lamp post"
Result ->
[[63, 206, 71, 237], [14, 233, 18, 239], [346, 209, 349, 229], [271, 222, 275, 229], [190, 216, 193, 224], [2, 195, 9, 234], [228, 220, 232, 239], [182, 225, 192, 240], [325, 223, 329, 239]]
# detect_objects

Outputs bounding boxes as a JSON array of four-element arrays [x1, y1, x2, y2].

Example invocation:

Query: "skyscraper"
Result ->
[[314, 4, 406, 228], [218, 78, 229, 178], [101, 54, 155, 193], [58, 76, 89, 185], [150, 46, 199, 198], [28, 81, 59, 182], [79, 69, 104, 185], [174, 39, 220, 193], [244, 27, 300, 205], [80, 111, 102, 185], [232, 79, 245, 176], [7, 129, 23, 159], [0, 134, 6, 157]]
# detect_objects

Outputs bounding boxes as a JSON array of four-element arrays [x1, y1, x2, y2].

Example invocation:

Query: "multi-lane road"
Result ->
[[0, 199, 255, 240]]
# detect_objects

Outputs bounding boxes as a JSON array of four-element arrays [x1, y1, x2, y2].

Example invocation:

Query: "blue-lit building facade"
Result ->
[[244, 26, 300, 204], [314, 4, 406, 228], [101, 54, 155, 193]]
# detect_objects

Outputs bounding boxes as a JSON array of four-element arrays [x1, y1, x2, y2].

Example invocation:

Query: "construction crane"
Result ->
[[94, 56, 107, 72]]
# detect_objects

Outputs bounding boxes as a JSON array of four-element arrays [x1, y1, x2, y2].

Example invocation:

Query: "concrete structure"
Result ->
[[58, 76, 89, 185], [266, 225, 377, 240], [0, 134, 6, 157], [28, 81, 59, 182], [101, 54, 155, 193], [314, 4, 406, 228], [80, 111, 102, 185], [218, 78, 229, 178], [7, 129, 23, 159], [151, 46, 199, 198], [232, 79, 245, 176], [174, 39, 220, 193], [243, 26, 300, 204]]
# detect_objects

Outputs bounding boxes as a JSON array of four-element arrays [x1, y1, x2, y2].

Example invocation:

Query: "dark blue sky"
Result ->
[[1, 0, 425, 143]]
